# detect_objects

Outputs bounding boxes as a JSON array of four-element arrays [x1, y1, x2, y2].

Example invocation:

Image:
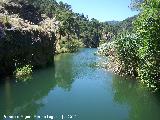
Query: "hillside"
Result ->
[[118, 15, 137, 32], [106, 20, 120, 25]]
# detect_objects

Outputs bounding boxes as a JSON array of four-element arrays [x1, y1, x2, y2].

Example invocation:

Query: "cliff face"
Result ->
[[0, 1, 57, 76], [0, 30, 56, 76]]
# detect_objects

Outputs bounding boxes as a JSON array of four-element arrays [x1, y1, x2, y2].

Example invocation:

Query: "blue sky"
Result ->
[[56, 0, 139, 22]]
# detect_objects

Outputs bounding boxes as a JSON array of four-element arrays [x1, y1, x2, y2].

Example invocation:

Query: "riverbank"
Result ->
[[96, 41, 122, 75]]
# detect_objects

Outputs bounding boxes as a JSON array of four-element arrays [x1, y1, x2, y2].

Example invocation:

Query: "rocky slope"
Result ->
[[0, 0, 58, 76]]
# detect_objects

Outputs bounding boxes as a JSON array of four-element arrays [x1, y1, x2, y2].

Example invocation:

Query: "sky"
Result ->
[[56, 0, 139, 22]]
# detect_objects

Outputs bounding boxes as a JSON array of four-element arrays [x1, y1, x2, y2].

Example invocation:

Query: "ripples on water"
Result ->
[[0, 48, 160, 120]]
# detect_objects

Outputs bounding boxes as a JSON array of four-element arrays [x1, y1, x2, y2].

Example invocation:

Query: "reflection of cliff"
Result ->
[[112, 75, 160, 120], [0, 53, 76, 119], [0, 66, 56, 120], [54, 53, 75, 91]]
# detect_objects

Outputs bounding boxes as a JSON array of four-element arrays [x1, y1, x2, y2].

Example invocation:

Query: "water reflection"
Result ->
[[1, 49, 160, 120], [0, 67, 56, 119], [112, 75, 160, 120], [0, 53, 75, 119], [54, 53, 74, 91]]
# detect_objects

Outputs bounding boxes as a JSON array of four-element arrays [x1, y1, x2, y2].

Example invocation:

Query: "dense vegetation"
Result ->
[[20, 0, 103, 48], [1, 0, 121, 51], [0, 0, 56, 77], [0, 0, 120, 78], [98, 0, 160, 91], [1, 0, 160, 90]]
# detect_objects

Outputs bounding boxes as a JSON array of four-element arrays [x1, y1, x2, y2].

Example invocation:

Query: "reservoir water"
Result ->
[[0, 48, 160, 120]]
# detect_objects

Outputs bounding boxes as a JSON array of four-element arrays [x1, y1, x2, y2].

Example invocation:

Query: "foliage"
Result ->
[[1, 0, 138, 51], [57, 38, 83, 53], [130, 0, 144, 10], [103, 0, 160, 91], [118, 15, 137, 33], [14, 65, 33, 81], [115, 33, 139, 77], [67, 39, 82, 52], [97, 41, 115, 56], [23, 0, 103, 48], [134, 0, 160, 90]]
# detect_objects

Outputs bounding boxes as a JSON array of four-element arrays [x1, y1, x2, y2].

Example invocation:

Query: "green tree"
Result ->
[[130, 0, 144, 10], [134, 0, 160, 89]]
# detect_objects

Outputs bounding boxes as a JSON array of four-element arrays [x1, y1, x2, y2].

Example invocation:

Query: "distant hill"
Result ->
[[118, 15, 138, 32], [106, 15, 138, 32], [106, 20, 120, 25]]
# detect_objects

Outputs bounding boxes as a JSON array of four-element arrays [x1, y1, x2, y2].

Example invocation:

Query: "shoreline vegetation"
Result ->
[[97, 0, 160, 91]]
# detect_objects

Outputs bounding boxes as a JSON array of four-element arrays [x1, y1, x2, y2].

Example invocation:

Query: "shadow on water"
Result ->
[[112, 75, 160, 120], [0, 67, 56, 119], [1, 48, 160, 120], [0, 53, 75, 120]]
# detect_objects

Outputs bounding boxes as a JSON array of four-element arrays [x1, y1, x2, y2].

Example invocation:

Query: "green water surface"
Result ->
[[0, 48, 160, 120]]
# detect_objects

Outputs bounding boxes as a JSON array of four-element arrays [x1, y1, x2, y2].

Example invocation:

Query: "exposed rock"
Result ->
[[0, 0, 58, 77], [3, 0, 42, 24]]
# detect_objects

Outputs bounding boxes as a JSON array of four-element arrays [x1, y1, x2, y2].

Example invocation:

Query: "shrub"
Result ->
[[97, 41, 115, 56], [14, 65, 33, 81], [115, 33, 139, 77], [67, 39, 81, 52], [57, 38, 83, 53]]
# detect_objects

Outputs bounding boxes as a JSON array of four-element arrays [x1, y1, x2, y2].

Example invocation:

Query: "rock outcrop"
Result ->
[[0, 0, 58, 76]]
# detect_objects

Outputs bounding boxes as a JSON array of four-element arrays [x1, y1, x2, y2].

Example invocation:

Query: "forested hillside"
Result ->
[[20, 0, 105, 48], [1, 0, 135, 50], [0, 0, 137, 78]]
